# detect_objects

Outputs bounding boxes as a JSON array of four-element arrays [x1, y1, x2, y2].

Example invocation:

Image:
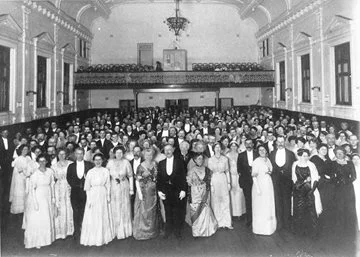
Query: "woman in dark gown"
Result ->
[[310, 144, 335, 231], [133, 148, 159, 240], [292, 149, 322, 237], [330, 146, 357, 235]]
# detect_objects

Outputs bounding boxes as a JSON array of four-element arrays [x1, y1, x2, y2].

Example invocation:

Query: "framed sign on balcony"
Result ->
[[163, 49, 187, 71]]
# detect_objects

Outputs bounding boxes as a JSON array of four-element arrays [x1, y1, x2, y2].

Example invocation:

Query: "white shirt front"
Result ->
[[184, 124, 190, 133], [208, 145, 215, 157], [328, 145, 336, 160], [268, 141, 274, 153], [76, 160, 85, 179], [246, 150, 253, 167], [275, 148, 286, 167], [203, 127, 208, 135], [2, 137, 8, 150], [100, 138, 105, 147], [74, 133, 80, 143], [161, 130, 169, 138], [133, 158, 141, 174], [166, 156, 174, 176]]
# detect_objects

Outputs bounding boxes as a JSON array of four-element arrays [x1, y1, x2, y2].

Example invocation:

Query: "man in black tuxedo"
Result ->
[[203, 134, 215, 158], [269, 136, 296, 230], [96, 130, 112, 159], [0, 130, 14, 200], [237, 138, 258, 227], [177, 141, 191, 168], [200, 120, 214, 136], [157, 144, 187, 239], [66, 148, 94, 240]]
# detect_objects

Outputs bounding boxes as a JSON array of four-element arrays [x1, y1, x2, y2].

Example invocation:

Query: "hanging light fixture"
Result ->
[[164, 0, 190, 40]]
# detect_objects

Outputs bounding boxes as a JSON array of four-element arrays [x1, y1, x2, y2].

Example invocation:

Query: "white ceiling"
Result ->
[[42, 0, 293, 30]]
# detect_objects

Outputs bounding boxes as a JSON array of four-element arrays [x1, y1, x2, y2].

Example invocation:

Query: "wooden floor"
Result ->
[[1, 206, 359, 257]]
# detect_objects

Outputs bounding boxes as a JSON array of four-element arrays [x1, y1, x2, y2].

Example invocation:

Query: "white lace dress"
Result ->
[[52, 161, 74, 239]]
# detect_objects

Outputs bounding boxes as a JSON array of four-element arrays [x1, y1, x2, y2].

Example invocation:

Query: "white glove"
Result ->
[[179, 190, 186, 200], [158, 191, 166, 200]]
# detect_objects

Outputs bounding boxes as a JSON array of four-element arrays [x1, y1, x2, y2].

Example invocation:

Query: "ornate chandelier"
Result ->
[[164, 0, 190, 39]]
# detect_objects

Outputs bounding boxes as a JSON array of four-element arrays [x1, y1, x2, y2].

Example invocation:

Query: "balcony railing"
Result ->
[[74, 70, 275, 89]]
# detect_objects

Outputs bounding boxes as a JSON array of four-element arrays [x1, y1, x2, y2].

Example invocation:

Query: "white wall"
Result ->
[[89, 88, 260, 108], [258, 0, 360, 121], [0, 1, 90, 125], [91, 3, 259, 67]]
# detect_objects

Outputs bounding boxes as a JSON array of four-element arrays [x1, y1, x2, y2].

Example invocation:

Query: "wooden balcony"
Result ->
[[74, 70, 275, 89]]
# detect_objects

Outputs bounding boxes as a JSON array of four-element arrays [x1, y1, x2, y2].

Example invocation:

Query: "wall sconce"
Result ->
[[26, 90, 37, 96], [57, 91, 64, 95], [311, 86, 321, 91], [284, 88, 292, 92], [266, 88, 273, 92]]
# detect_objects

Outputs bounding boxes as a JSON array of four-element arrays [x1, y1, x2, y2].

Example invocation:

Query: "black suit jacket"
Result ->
[[269, 148, 296, 189], [66, 161, 94, 195], [157, 157, 187, 203], [237, 150, 259, 189], [0, 137, 13, 168], [203, 144, 212, 159], [130, 158, 144, 175], [96, 139, 112, 159], [200, 127, 214, 136], [264, 141, 276, 154]]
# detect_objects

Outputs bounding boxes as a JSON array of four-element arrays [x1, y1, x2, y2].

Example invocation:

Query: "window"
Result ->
[[301, 54, 311, 103], [63, 62, 70, 105], [335, 42, 351, 105], [0, 45, 10, 112], [262, 38, 269, 57], [279, 61, 286, 101], [37, 55, 47, 108], [79, 39, 87, 58]]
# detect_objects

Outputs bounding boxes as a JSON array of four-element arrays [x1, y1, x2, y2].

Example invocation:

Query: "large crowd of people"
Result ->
[[0, 106, 359, 249]]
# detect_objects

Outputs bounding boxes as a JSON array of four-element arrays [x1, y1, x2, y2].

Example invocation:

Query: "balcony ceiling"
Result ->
[[45, 0, 294, 31]]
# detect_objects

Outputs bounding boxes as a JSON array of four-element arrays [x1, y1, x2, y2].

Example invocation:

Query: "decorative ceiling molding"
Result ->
[[256, 0, 323, 41], [23, 0, 93, 41]]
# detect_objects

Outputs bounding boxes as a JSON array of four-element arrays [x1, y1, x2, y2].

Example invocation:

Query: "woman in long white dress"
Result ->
[[80, 153, 114, 246], [22, 147, 40, 230], [352, 154, 360, 231], [52, 148, 74, 239], [106, 146, 134, 239], [226, 141, 246, 218], [251, 145, 276, 235], [24, 154, 56, 249], [208, 142, 233, 229], [9, 145, 33, 214]]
